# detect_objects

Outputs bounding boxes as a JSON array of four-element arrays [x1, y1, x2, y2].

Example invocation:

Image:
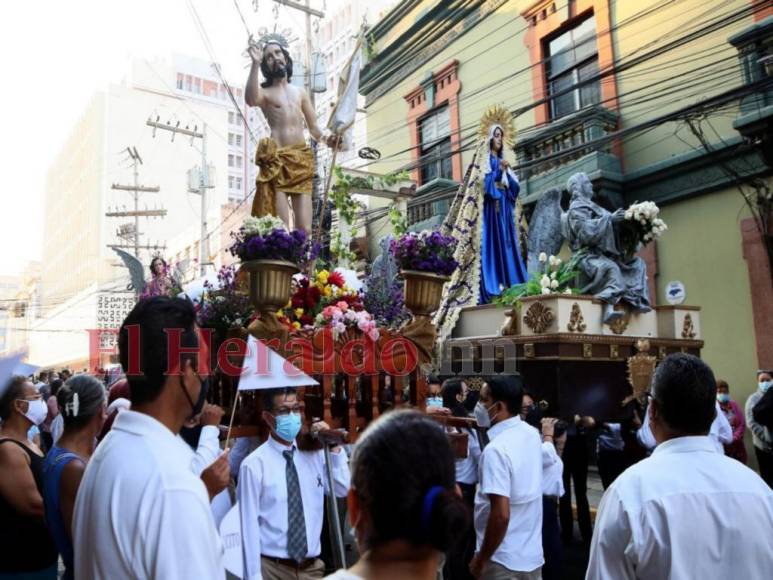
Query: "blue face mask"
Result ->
[[275, 412, 302, 442], [759, 381, 773, 393], [427, 396, 443, 408], [717, 393, 730, 404]]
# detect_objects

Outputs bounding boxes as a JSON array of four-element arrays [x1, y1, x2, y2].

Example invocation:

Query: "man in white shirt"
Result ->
[[470, 375, 543, 580], [587, 353, 773, 580], [72, 297, 224, 579], [637, 398, 732, 453], [238, 387, 350, 580]]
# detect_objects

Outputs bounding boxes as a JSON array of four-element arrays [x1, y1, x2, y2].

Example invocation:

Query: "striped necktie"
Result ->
[[283, 448, 308, 562]]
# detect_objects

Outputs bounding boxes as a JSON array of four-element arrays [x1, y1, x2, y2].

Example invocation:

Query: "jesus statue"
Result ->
[[246, 37, 339, 233]]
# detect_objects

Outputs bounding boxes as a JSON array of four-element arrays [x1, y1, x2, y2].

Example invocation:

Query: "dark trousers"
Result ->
[[445, 482, 476, 580], [541, 496, 562, 580], [559, 434, 592, 543], [597, 448, 628, 490], [755, 446, 773, 489]]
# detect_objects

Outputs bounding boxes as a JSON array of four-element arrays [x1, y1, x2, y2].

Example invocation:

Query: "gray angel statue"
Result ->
[[526, 172, 651, 323]]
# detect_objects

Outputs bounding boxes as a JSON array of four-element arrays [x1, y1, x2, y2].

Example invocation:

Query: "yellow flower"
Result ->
[[323, 286, 333, 297], [316, 270, 330, 285], [285, 300, 292, 308], [276, 310, 284, 318], [292, 321, 301, 330], [294, 308, 304, 318]]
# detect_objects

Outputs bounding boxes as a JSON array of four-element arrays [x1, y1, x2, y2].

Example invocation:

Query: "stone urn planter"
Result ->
[[400, 270, 450, 363], [241, 259, 298, 341], [401, 270, 450, 317]]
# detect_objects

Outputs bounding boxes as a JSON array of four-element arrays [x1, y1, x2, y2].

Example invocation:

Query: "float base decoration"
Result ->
[[443, 295, 703, 422]]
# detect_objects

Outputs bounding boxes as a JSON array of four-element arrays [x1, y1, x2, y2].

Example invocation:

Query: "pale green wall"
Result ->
[[365, 0, 534, 240], [657, 187, 761, 462], [612, 0, 750, 171]]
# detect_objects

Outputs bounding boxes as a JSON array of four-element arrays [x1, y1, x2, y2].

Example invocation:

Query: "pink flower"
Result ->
[[367, 328, 380, 342], [336, 301, 349, 311], [322, 306, 335, 320]]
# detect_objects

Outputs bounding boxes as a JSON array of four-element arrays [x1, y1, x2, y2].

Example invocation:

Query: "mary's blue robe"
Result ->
[[479, 152, 528, 303]]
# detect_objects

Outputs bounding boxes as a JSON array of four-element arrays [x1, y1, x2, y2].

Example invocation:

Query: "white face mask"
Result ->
[[474, 401, 491, 428], [18, 399, 48, 426], [759, 380, 773, 393]]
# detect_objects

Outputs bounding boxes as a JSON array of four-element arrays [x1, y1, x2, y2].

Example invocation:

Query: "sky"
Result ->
[[0, 0, 305, 276]]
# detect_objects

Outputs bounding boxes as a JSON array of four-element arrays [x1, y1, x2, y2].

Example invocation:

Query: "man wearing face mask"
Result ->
[[746, 369, 773, 487], [238, 387, 350, 580], [72, 297, 225, 579], [470, 375, 543, 580]]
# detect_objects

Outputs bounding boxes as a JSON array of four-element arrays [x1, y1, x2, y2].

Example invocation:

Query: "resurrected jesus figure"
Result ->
[[246, 39, 338, 233]]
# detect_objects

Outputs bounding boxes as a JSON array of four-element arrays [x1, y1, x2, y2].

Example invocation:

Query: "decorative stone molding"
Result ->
[[608, 310, 631, 335], [583, 343, 593, 358], [681, 313, 696, 339], [523, 302, 554, 333], [567, 302, 587, 332]]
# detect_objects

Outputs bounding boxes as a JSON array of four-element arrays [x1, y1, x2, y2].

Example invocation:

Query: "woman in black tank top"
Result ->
[[0, 376, 58, 578]]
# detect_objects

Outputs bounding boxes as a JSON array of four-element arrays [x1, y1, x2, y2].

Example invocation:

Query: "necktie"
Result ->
[[283, 448, 308, 562]]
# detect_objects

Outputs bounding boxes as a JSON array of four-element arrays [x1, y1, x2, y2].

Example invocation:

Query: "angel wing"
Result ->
[[173, 259, 191, 286], [112, 248, 146, 294], [526, 187, 566, 276]]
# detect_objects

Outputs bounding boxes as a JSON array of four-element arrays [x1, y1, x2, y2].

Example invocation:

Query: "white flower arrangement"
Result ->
[[242, 215, 287, 237], [621, 201, 668, 255], [538, 252, 548, 263]]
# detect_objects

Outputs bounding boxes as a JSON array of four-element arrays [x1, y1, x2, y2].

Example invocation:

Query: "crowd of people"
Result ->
[[1, 295, 772, 579]]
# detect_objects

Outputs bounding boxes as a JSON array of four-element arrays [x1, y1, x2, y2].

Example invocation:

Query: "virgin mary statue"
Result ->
[[480, 123, 528, 302], [433, 106, 528, 345]]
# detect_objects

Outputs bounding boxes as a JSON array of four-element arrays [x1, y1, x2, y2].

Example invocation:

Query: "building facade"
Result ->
[[360, 0, 773, 453], [33, 55, 268, 367], [313, 0, 401, 185]]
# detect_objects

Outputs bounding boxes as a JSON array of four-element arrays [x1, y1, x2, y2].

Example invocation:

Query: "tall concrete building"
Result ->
[[33, 54, 269, 367], [313, 0, 400, 185]]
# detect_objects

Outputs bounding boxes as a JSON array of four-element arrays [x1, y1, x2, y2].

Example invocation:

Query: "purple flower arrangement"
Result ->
[[228, 215, 319, 264], [195, 265, 255, 335], [389, 230, 459, 277], [362, 237, 411, 328]]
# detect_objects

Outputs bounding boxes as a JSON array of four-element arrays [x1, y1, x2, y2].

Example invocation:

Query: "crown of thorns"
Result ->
[[257, 33, 289, 50]]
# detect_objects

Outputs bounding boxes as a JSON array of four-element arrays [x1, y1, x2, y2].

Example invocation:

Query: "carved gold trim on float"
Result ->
[[583, 343, 593, 358], [567, 302, 587, 332], [608, 312, 631, 335], [627, 339, 657, 403], [681, 313, 696, 339], [523, 302, 554, 333], [524, 343, 536, 358], [610, 344, 619, 359], [501, 309, 519, 336]]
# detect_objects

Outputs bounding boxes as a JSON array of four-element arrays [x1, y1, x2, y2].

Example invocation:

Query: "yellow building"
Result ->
[[360, 0, 773, 441]]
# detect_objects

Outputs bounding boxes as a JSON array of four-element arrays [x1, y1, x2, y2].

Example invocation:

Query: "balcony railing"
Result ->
[[516, 105, 620, 180], [406, 178, 458, 227]]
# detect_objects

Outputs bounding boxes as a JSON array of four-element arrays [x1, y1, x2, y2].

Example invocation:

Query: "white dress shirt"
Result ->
[[541, 441, 565, 498], [455, 427, 482, 485], [474, 416, 544, 573], [238, 436, 351, 580], [637, 401, 732, 452], [587, 436, 773, 580], [189, 424, 221, 475], [72, 410, 224, 580]]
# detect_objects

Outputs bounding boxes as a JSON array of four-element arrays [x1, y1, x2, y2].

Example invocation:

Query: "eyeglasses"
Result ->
[[274, 404, 302, 416]]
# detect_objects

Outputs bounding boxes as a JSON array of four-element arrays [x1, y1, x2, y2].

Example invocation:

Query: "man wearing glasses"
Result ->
[[238, 388, 350, 580]]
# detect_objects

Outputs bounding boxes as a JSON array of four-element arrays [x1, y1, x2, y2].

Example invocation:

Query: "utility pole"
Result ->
[[147, 118, 212, 277], [107, 147, 166, 257]]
